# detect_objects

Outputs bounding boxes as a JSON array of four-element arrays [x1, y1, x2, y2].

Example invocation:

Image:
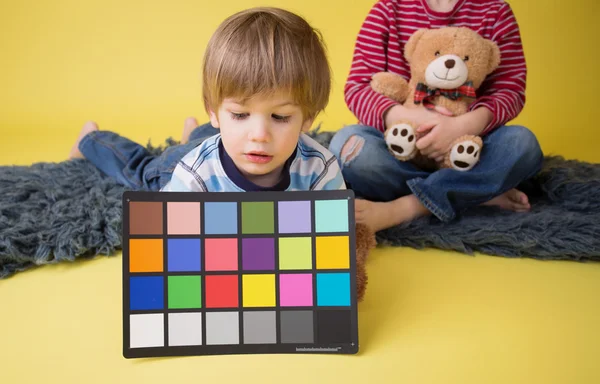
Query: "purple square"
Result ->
[[242, 238, 275, 270], [278, 201, 311, 233]]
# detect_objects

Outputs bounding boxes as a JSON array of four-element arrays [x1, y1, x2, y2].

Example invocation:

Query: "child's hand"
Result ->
[[415, 115, 467, 163], [384, 104, 453, 130], [415, 107, 493, 162]]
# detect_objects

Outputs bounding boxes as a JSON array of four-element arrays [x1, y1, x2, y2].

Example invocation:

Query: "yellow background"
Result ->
[[1, 0, 599, 383]]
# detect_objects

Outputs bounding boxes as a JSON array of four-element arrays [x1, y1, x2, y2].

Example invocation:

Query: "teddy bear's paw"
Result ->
[[447, 137, 482, 171], [385, 122, 417, 160]]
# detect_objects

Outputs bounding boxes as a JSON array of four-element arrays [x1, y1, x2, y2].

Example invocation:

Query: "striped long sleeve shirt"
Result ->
[[345, 0, 526, 134]]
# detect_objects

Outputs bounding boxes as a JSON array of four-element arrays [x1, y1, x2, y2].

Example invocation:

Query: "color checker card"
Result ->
[[122, 190, 358, 358]]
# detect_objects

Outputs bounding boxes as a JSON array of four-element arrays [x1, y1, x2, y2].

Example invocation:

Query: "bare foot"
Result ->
[[355, 195, 430, 232], [69, 121, 99, 159], [483, 188, 531, 212], [181, 117, 199, 144]]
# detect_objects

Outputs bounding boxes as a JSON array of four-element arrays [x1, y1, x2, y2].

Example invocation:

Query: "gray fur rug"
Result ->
[[1, 132, 599, 278]]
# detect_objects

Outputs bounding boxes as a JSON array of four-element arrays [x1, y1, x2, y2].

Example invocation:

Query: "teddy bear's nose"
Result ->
[[445, 59, 455, 69]]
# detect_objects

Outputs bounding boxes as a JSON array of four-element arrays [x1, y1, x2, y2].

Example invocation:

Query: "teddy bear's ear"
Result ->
[[487, 40, 501, 74], [404, 29, 428, 64]]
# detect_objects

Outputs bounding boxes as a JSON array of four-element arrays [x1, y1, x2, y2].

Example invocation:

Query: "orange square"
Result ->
[[129, 239, 164, 272]]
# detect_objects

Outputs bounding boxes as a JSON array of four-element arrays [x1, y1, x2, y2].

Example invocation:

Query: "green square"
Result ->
[[315, 200, 349, 233], [242, 202, 274, 234], [279, 237, 312, 270], [168, 276, 202, 309]]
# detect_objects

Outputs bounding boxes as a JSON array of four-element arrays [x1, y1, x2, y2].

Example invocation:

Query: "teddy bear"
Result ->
[[355, 222, 375, 301], [371, 27, 501, 171]]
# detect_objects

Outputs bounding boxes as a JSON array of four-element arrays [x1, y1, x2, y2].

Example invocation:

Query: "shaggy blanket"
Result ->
[[1, 133, 599, 278]]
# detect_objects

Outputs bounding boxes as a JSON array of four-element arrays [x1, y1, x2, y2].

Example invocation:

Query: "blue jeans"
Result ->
[[79, 122, 219, 191], [328, 124, 544, 222]]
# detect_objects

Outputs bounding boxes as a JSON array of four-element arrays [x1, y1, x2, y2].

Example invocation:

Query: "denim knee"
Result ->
[[502, 125, 544, 173], [329, 125, 377, 167]]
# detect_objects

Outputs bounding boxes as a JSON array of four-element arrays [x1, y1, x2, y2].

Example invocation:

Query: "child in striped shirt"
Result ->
[[329, 0, 543, 231], [69, 7, 344, 193]]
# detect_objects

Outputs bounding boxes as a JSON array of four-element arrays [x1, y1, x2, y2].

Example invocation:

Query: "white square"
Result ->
[[206, 312, 239, 345], [168, 313, 203, 346], [130, 314, 164, 348]]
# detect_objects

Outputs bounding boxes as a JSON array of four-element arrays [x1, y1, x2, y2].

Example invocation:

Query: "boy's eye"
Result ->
[[435, 51, 440, 57], [230, 112, 248, 120], [272, 114, 291, 123]]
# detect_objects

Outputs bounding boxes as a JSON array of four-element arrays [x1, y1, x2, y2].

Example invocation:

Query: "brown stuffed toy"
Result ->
[[355, 222, 375, 301], [371, 27, 500, 171]]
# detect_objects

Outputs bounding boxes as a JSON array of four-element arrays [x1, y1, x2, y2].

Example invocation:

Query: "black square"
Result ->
[[316, 310, 352, 344]]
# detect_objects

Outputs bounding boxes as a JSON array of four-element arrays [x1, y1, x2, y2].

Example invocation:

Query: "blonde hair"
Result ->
[[202, 7, 331, 120]]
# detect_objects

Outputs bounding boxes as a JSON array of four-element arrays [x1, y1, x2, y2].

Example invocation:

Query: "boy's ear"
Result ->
[[209, 110, 220, 128], [301, 118, 314, 133]]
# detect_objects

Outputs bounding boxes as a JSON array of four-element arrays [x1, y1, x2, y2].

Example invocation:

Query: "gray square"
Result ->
[[168, 313, 202, 346], [280, 310, 314, 343], [243, 311, 276, 344], [206, 312, 239, 345]]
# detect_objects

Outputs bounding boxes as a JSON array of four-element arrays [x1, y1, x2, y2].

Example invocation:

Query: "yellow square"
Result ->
[[316, 236, 350, 269], [242, 274, 275, 307]]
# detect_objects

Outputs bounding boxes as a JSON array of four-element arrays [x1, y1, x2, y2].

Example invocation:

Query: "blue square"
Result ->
[[316, 273, 350, 306], [168, 239, 201, 272], [130, 276, 164, 310], [315, 200, 349, 233], [204, 202, 238, 235]]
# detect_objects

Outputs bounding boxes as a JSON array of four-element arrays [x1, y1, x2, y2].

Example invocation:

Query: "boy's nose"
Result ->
[[248, 121, 270, 142]]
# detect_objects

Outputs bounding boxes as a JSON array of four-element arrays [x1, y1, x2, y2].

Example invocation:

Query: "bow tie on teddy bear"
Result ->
[[413, 81, 476, 109]]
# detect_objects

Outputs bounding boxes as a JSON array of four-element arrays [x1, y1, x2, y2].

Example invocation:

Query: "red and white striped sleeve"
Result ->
[[469, 2, 527, 134], [344, 1, 398, 132]]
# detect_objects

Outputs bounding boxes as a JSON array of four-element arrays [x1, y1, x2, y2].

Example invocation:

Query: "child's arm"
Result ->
[[344, 1, 400, 132], [468, 2, 527, 135]]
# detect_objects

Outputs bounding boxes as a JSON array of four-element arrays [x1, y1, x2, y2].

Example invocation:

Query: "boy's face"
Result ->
[[209, 92, 313, 187]]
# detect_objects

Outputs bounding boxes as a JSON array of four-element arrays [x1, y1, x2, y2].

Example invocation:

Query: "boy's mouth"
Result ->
[[244, 151, 273, 164]]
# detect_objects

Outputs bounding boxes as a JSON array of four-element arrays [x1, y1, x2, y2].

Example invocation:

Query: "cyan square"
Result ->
[[316, 273, 350, 306], [315, 200, 349, 233], [204, 202, 238, 235]]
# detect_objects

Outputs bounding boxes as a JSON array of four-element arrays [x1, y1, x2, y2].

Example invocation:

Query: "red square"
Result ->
[[205, 275, 239, 308]]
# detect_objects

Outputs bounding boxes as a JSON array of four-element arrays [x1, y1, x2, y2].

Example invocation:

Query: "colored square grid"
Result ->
[[278, 201, 311, 233], [167, 202, 201, 235], [206, 312, 239, 345], [204, 202, 237, 234], [167, 239, 201, 272], [129, 202, 163, 235], [316, 273, 351, 306], [280, 274, 313, 306], [242, 202, 274, 234], [316, 236, 350, 269], [168, 313, 202, 346], [242, 238, 275, 270], [130, 314, 164, 348], [205, 238, 238, 271], [242, 274, 275, 307], [205, 275, 239, 308], [315, 199, 349, 233], [129, 239, 163, 273], [278, 237, 312, 270], [243, 311, 276, 344], [130, 276, 163, 310], [280, 311, 314, 344], [168, 276, 202, 309]]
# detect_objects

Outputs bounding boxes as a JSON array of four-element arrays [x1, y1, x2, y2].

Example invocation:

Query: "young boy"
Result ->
[[70, 7, 344, 193], [329, 0, 544, 231]]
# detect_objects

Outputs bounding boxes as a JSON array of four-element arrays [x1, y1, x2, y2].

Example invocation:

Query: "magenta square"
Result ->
[[279, 274, 313, 307], [242, 238, 275, 270], [278, 201, 311, 233]]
